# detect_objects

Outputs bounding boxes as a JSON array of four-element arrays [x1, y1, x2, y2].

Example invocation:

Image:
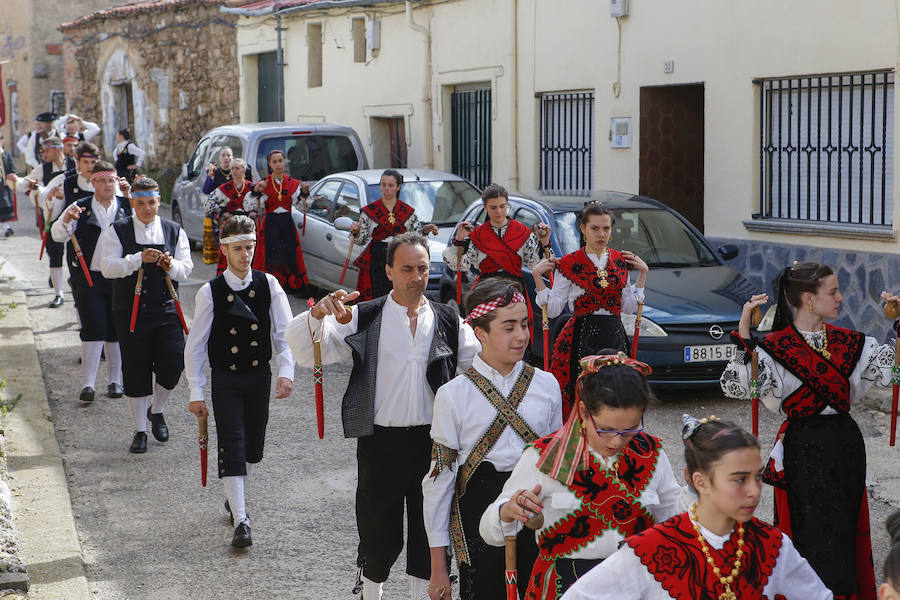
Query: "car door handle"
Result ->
[[326, 233, 333, 241]]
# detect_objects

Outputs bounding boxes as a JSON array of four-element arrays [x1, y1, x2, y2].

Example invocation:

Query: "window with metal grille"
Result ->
[[539, 91, 594, 193], [757, 71, 894, 226]]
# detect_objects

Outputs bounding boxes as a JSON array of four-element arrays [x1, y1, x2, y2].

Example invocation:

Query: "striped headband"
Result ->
[[132, 190, 160, 198], [62, 136, 79, 144], [90, 170, 117, 180], [43, 142, 63, 149], [463, 292, 526, 324], [220, 233, 256, 244]]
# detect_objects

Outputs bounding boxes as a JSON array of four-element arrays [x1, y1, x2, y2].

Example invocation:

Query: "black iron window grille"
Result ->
[[757, 71, 894, 226], [451, 88, 492, 190], [539, 91, 594, 194]]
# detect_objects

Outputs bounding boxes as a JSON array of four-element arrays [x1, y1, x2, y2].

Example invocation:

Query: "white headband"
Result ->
[[220, 233, 256, 244]]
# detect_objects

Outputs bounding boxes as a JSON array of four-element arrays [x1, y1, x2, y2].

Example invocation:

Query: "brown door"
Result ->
[[639, 84, 705, 231], [388, 117, 407, 168]]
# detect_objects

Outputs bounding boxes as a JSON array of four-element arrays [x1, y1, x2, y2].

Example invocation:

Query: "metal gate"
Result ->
[[451, 88, 491, 189]]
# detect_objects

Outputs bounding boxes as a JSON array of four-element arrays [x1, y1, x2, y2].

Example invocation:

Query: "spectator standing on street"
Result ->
[[0, 133, 16, 237], [184, 215, 295, 549], [285, 231, 480, 600], [113, 128, 145, 183], [99, 176, 193, 454], [50, 161, 130, 403], [202, 146, 254, 195]]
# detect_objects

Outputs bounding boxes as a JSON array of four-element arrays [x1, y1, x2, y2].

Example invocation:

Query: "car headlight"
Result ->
[[756, 305, 777, 332], [429, 263, 443, 276], [620, 314, 667, 337]]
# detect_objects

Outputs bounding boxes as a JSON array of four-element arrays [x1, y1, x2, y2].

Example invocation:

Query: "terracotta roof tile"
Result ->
[[60, 0, 227, 31]]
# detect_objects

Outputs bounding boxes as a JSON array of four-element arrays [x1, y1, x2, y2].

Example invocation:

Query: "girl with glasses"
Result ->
[[560, 416, 831, 600], [478, 351, 680, 599]]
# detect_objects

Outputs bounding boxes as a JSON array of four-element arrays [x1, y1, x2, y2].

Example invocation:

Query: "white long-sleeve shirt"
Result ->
[[50, 196, 122, 271], [479, 444, 681, 559], [184, 269, 295, 404], [560, 516, 832, 600], [114, 141, 146, 168], [16, 133, 30, 158], [284, 292, 480, 427], [535, 251, 644, 319], [98, 215, 192, 282], [423, 355, 562, 548], [53, 114, 100, 142]]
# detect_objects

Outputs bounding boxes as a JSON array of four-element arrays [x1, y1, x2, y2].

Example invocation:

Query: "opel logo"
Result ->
[[708, 325, 724, 339]]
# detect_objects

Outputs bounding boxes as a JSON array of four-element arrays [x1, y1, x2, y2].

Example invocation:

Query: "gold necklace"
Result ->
[[384, 199, 396, 224], [272, 176, 283, 201], [817, 324, 831, 360], [689, 503, 744, 600], [594, 249, 610, 288]]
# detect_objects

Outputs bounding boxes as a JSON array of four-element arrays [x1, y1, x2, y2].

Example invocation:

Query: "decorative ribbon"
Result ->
[[90, 170, 117, 180], [463, 292, 525, 324]]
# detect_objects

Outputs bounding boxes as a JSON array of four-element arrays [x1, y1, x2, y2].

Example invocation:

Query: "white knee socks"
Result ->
[[104, 342, 122, 385], [49, 267, 63, 296], [81, 341, 103, 389], [151, 383, 170, 414], [127, 396, 150, 432], [223, 476, 248, 526], [362, 576, 383, 600]]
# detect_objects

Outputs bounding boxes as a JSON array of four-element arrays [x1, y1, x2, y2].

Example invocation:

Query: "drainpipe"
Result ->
[[406, 1, 433, 168], [276, 13, 285, 121], [509, 0, 519, 191]]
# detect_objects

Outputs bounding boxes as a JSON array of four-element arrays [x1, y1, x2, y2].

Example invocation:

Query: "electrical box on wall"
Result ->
[[610, 0, 628, 18], [610, 117, 632, 148], [366, 19, 381, 52]]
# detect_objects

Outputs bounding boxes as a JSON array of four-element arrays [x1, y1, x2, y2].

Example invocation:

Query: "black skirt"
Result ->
[[569, 314, 627, 384], [368, 241, 392, 299]]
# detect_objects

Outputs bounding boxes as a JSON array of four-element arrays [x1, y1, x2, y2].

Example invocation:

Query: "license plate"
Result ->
[[683, 344, 736, 363]]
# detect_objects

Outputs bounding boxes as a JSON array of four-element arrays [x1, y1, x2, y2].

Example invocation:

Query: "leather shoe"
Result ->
[[49, 295, 64, 308], [79, 386, 95, 403], [3, 228, 12, 237], [107, 382, 124, 398], [147, 408, 169, 442], [129, 431, 147, 453], [231, 521, 252, 548], [48, 275, 52, 288], [224, 500, 250, 526]]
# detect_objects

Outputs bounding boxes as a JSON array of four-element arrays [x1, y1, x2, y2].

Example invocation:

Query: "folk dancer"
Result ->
[[285, 232, 480, 600], [480, 352, 680, 599], [184, 215, 295, 548], [350, 169, 438, 300], [53, 113, 100, 143], [423, 278, 562, 600], [22, 112, 60, 169], [561, 416, 831, 600], [113, 128, 146, 183], [202, 146, 253, 195], [50, 161, 129, 403], [99, 176, 193, 454], [532, 202, 648, 416], [721, 262, 898, 600], [205, 158, 253, 275], [244, 149, 309, 292]]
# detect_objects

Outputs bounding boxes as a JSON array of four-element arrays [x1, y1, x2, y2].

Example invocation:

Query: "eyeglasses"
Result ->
[[586, 411, 644, 439]]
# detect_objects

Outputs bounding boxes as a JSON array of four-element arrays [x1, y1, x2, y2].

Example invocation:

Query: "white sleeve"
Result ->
[[478, 447, 548, 547], [422, 384, 461, 548], [765, 533, 833, 599], [50, 212, 76, 242], [81, 120, 100, 141], [559, 546, 650, 600], [620, 284, 645, 314], [166, 228, 193, 282], [23, 135, 38, 168], [98, 225, 142, 279], [243, 194, 260, 212], [284, 310, 355, 367], [719, 346, 781, 412], [649, 449, 683, 523], [52, 115, 69, 133], [455, 320, 480, 373], [542, 271, 574, 318], [267, 274, 296, 381], [183, 284, 214, 404], [16, 134, 29, 156], [130, 143, 147, 167], [850, 335, 895, 400], [17, 165, 42, 193], [39, 172, 66, 209]]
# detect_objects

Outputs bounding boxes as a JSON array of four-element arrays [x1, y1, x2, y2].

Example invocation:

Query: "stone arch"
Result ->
[[99, 46, 154, 159]]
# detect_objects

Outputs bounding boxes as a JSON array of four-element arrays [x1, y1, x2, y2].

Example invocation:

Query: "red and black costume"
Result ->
[[251, 176, 308, 292], [353, 198, 415, 301], [210, 180, 252, 275], [757, 323, 874, 600], [550, 248, 629, 416]]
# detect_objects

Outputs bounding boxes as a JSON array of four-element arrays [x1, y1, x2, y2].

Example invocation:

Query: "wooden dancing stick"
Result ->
[[70, 234, 93, 287], [339, 233, 355, 285], [456, 244, 463, 306], [198, 415, 209, 487], [544, 245, 554, 288], [885, 300, 899, 446], [129, 267, 144, 332], [541, 303, 550, 371], [307, 298, 326, 439], [164, 274, 190, 335], [504, 535, 518, 600], [631, 302, 644, 359], [749, 305, 763, 438]]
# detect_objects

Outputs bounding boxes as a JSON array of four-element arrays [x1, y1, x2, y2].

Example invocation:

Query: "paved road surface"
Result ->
[[1, 226, 897, 598]]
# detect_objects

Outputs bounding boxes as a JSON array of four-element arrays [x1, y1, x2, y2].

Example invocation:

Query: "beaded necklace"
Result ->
[[689, 502, 744, 600]]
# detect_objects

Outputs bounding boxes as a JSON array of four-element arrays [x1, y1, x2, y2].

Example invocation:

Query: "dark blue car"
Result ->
[[440, 191, 756, 386]]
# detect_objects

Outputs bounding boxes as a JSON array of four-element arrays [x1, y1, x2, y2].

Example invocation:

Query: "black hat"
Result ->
[[35, 112, 57, 123]]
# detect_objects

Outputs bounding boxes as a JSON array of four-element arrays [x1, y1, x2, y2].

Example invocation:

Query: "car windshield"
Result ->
[[254, 135, 360, 182], [553, 208, 719, 267], [367, 181, 479, 225]]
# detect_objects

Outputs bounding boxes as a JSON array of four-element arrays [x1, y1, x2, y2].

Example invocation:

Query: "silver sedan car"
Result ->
[[300, 169, 479, 298]]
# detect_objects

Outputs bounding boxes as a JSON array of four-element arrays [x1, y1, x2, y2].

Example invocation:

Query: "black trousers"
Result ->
[[356, 425, 432, 582], [71, 272, 117, 342], [458, 462, 538, 600], [113, 307, 184, 397], [369, 241, 392, 299], [211, 366, 271, 478], [47, 239, 64, 268]]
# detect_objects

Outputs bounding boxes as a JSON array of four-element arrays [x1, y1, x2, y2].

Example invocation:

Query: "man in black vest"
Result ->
[[51, 161, 130, 403], [184, 215, 295, 548], [98, 176, 193, 454], [286, 231, 480, 600]]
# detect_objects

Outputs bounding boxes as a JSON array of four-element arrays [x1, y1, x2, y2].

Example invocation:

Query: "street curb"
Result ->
[[0, 283, 91, 600]]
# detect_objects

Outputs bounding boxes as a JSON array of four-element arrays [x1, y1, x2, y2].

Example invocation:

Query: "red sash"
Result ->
[[252, 175, 307, 290], [353, 199, 415, 301], [525, 433, 660, 600], [468, 219, 531, 277], [217, 180, 251, 214], [626, 513, 783, 600]]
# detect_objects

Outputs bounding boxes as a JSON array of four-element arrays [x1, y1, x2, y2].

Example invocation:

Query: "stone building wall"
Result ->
[[60, 1, 239, 170]]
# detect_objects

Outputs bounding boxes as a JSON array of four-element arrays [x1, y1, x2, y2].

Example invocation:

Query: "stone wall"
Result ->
[[60, 1, 239, 168], [708, 236, 900, 343]]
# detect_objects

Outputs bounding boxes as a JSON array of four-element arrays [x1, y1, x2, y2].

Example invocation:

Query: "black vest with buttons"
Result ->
[[65, 195, 131, 283], [63, 172, 94, 206], [110, 217, 180, 311], [41, 161, 66, 186], [207, 270, 272, 372]]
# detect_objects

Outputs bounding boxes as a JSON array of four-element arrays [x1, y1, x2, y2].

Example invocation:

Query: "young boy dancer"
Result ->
[[184, 215, 295, 548], [98, 176, 193, 453]]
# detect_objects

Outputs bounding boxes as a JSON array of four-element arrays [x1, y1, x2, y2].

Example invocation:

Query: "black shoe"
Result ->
[[224, 500, 250, 526], [79, 386, 95, 403], [129, 431, 147, 453], [4, 228, 13, 237], [147, 408, 169, 442], [48, 276, 52, 288], [231, 522, 252, 548], [107, 382, 123, 398], [49, 295, 63, 308]]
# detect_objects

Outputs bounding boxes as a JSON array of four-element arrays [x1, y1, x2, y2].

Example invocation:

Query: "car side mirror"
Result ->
[[717, 244, 739, 261], [334, 216, 354, 231]]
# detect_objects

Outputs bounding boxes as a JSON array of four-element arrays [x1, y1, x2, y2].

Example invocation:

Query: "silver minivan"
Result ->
[[170, 122, 368, 246]]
